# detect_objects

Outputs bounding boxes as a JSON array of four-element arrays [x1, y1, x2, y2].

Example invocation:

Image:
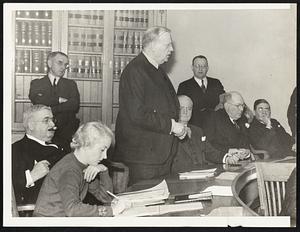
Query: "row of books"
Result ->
[[113, 56, 134, 80], [76, 80, 102, 104], [114, 30, 144, 54], [15, 50, 50, 73], [16, 10, 52, 19], [68, 10, 104, 26], [68, 28, 103, 53], [115, 10, 149, 28], [68, 55, 102, 79], [15, 21, 52, 47]]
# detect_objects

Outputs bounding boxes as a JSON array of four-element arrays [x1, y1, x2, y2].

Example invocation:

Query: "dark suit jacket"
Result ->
[[171, 124, 222, 173], [29, 76, 80, 150], [249, 118, 295, 159], [115, 53, 180, 165], [202, 109, 250, 163], [12, 135, 65, 205], [177, 77, 224, 128]]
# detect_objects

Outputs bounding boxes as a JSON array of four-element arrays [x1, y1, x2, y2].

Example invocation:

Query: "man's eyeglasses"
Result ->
[[228, 102, 245, 110], [35, 117, 57, 124], [257, 107, 270, 112]]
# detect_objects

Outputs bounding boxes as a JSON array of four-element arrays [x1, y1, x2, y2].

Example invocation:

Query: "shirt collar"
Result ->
[[48, 73, 60, 86], [194, 76, 207, 87], [142, 51, 159, 69], [26, 134, 58, 148]]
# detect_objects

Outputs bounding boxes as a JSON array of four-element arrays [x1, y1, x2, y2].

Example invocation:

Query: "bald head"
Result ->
[[224, 91, 245, 120], [178, 95, 193, 124]]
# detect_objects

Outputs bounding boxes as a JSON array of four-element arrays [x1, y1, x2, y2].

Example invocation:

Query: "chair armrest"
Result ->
[[250, 144, 270, 160]]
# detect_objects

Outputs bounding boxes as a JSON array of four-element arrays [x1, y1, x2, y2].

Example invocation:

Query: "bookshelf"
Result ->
[[12, 9, 167, 132]]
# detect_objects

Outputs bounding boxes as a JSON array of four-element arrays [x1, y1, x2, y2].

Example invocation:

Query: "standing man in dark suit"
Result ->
[[177, 55, 225, 128], [114, 26, 189, 185], [12, 105, 66, 205], [29, 51, 80, 152], [202, 91, 252, 164]]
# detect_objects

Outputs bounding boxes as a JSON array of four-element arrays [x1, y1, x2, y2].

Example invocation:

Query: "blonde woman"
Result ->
[[34, 121, 129, 217]]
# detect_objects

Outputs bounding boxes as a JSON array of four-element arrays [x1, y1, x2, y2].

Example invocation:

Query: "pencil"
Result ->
[[106, 190, 119, 200]]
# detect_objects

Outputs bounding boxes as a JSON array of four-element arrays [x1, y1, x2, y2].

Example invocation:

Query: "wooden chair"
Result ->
[[12, 185, 35, 217], [106, 161, 129, 194], [255, 161, 296, 216], [250, 144, 270, 160]]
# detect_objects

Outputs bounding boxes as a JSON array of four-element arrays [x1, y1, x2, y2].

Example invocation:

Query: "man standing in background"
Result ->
[[177, 55, 224, 128], [114, 26, 189, 185], [29, 51, 80, 152]]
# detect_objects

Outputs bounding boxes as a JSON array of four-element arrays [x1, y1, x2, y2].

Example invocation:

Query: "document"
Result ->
[[179, 168, 217, 180], [215, 172, 240, 181], [202, 185, 233, 196], [118, 201, 203, 217], [117, 180, 170, 206]]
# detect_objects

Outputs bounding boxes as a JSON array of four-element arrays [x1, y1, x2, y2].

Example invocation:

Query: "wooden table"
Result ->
[[128, 161, 255, 216]]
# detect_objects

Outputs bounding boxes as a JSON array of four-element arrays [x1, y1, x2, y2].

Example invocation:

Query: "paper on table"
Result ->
[[179, 172, 215, 180], [215, 172, 239, 181], [203, 185, 233, 196], [118, 201, 203, 217], [117, 180, 169, 206], [179, 168, 217, 174]]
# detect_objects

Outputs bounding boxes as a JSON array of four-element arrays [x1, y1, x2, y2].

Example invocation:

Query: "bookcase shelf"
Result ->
[[114, 27, 148, 31], [16, 46, 52, 50], [68, 51, 103, 55], [68, 24, 104, 29], [68, 77, 102, 81], [15, 73, 46, 76], [16, 18, 52, 22]]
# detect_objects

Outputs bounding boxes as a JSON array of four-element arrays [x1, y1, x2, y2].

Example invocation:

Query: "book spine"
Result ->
[[81, 29, 87, 52], [68, 11, 75, 25], [90, 56, 96, 79], [139, 10, 144, 28], [15, 50, 23, 73], [32, 50, 41, 73], [95, 30, 103, 53], [27, 21, 33, 46], [23, 50, 30, 73], [128, 10, 134, 27], [134, 31, 140, 54], [44, 11, 52, 19], [15, 21, 20, 45], [126, 31, 134, 54], [115, 10, 122, 27], [20, 21, 27, 45], [41, 22, 47, 46], [96, 56, 101, 79], [33, 21, 41, 46], [16, 10, 23, 18], [120, 56, 125, 76], [114, 56, 120, 80], [47, 23, 52, 47], [134, 10, 139, 28], [139, 31, 144, 52], [122, 10, 128, 27], [42, 50, 49, 73], [98, 10, 104, 27], [144, 11, 148, 28], [90, 10, 97, 25], [77, 56, 84, 78]]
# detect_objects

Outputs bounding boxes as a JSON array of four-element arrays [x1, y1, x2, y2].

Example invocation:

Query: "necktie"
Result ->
[[201, 79, 206, 93], [233, 120, 240, 130], [53, 78, 57, 87]]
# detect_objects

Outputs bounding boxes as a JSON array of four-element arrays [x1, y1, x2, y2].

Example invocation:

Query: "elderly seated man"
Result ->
[[12, 105, 105, 207], [248, 99, 296, 159], [12, 104, 66, 206], [171, 95, 222, 173], [202, 91, 252, 164]]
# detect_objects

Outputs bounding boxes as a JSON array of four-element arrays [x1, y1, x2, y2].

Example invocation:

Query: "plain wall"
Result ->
[[164, 8, 296, 134]]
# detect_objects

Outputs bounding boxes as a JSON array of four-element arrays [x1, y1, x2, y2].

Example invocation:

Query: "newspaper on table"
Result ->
[[117, 179, 170, 207]]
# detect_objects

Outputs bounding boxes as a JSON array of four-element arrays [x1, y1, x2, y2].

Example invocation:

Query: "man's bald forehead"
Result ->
[[178, 95, 193, 106]]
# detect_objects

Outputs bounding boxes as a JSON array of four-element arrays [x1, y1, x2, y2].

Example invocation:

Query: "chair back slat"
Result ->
[[255, 162, 296, 216]]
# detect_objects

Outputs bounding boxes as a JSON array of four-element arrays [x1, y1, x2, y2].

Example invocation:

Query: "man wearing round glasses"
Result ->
[[29, 51, 80, 152], [12, 105, 66, 207], [202, 91, 252, 165]]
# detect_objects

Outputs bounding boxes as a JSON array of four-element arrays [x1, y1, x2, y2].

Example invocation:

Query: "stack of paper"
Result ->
[[117, 180, 170, 207], [174, 191, 212, 203], [179, 168, 217, 180], [118, 201, 203, 217]]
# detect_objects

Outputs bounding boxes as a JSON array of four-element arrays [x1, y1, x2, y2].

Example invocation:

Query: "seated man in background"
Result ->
[[12, 104, 66, 206], [248, 99, 295, 159], [171, 95, 222, 173], [34, 122, 130, 217], [202, 91, 252, 164]]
